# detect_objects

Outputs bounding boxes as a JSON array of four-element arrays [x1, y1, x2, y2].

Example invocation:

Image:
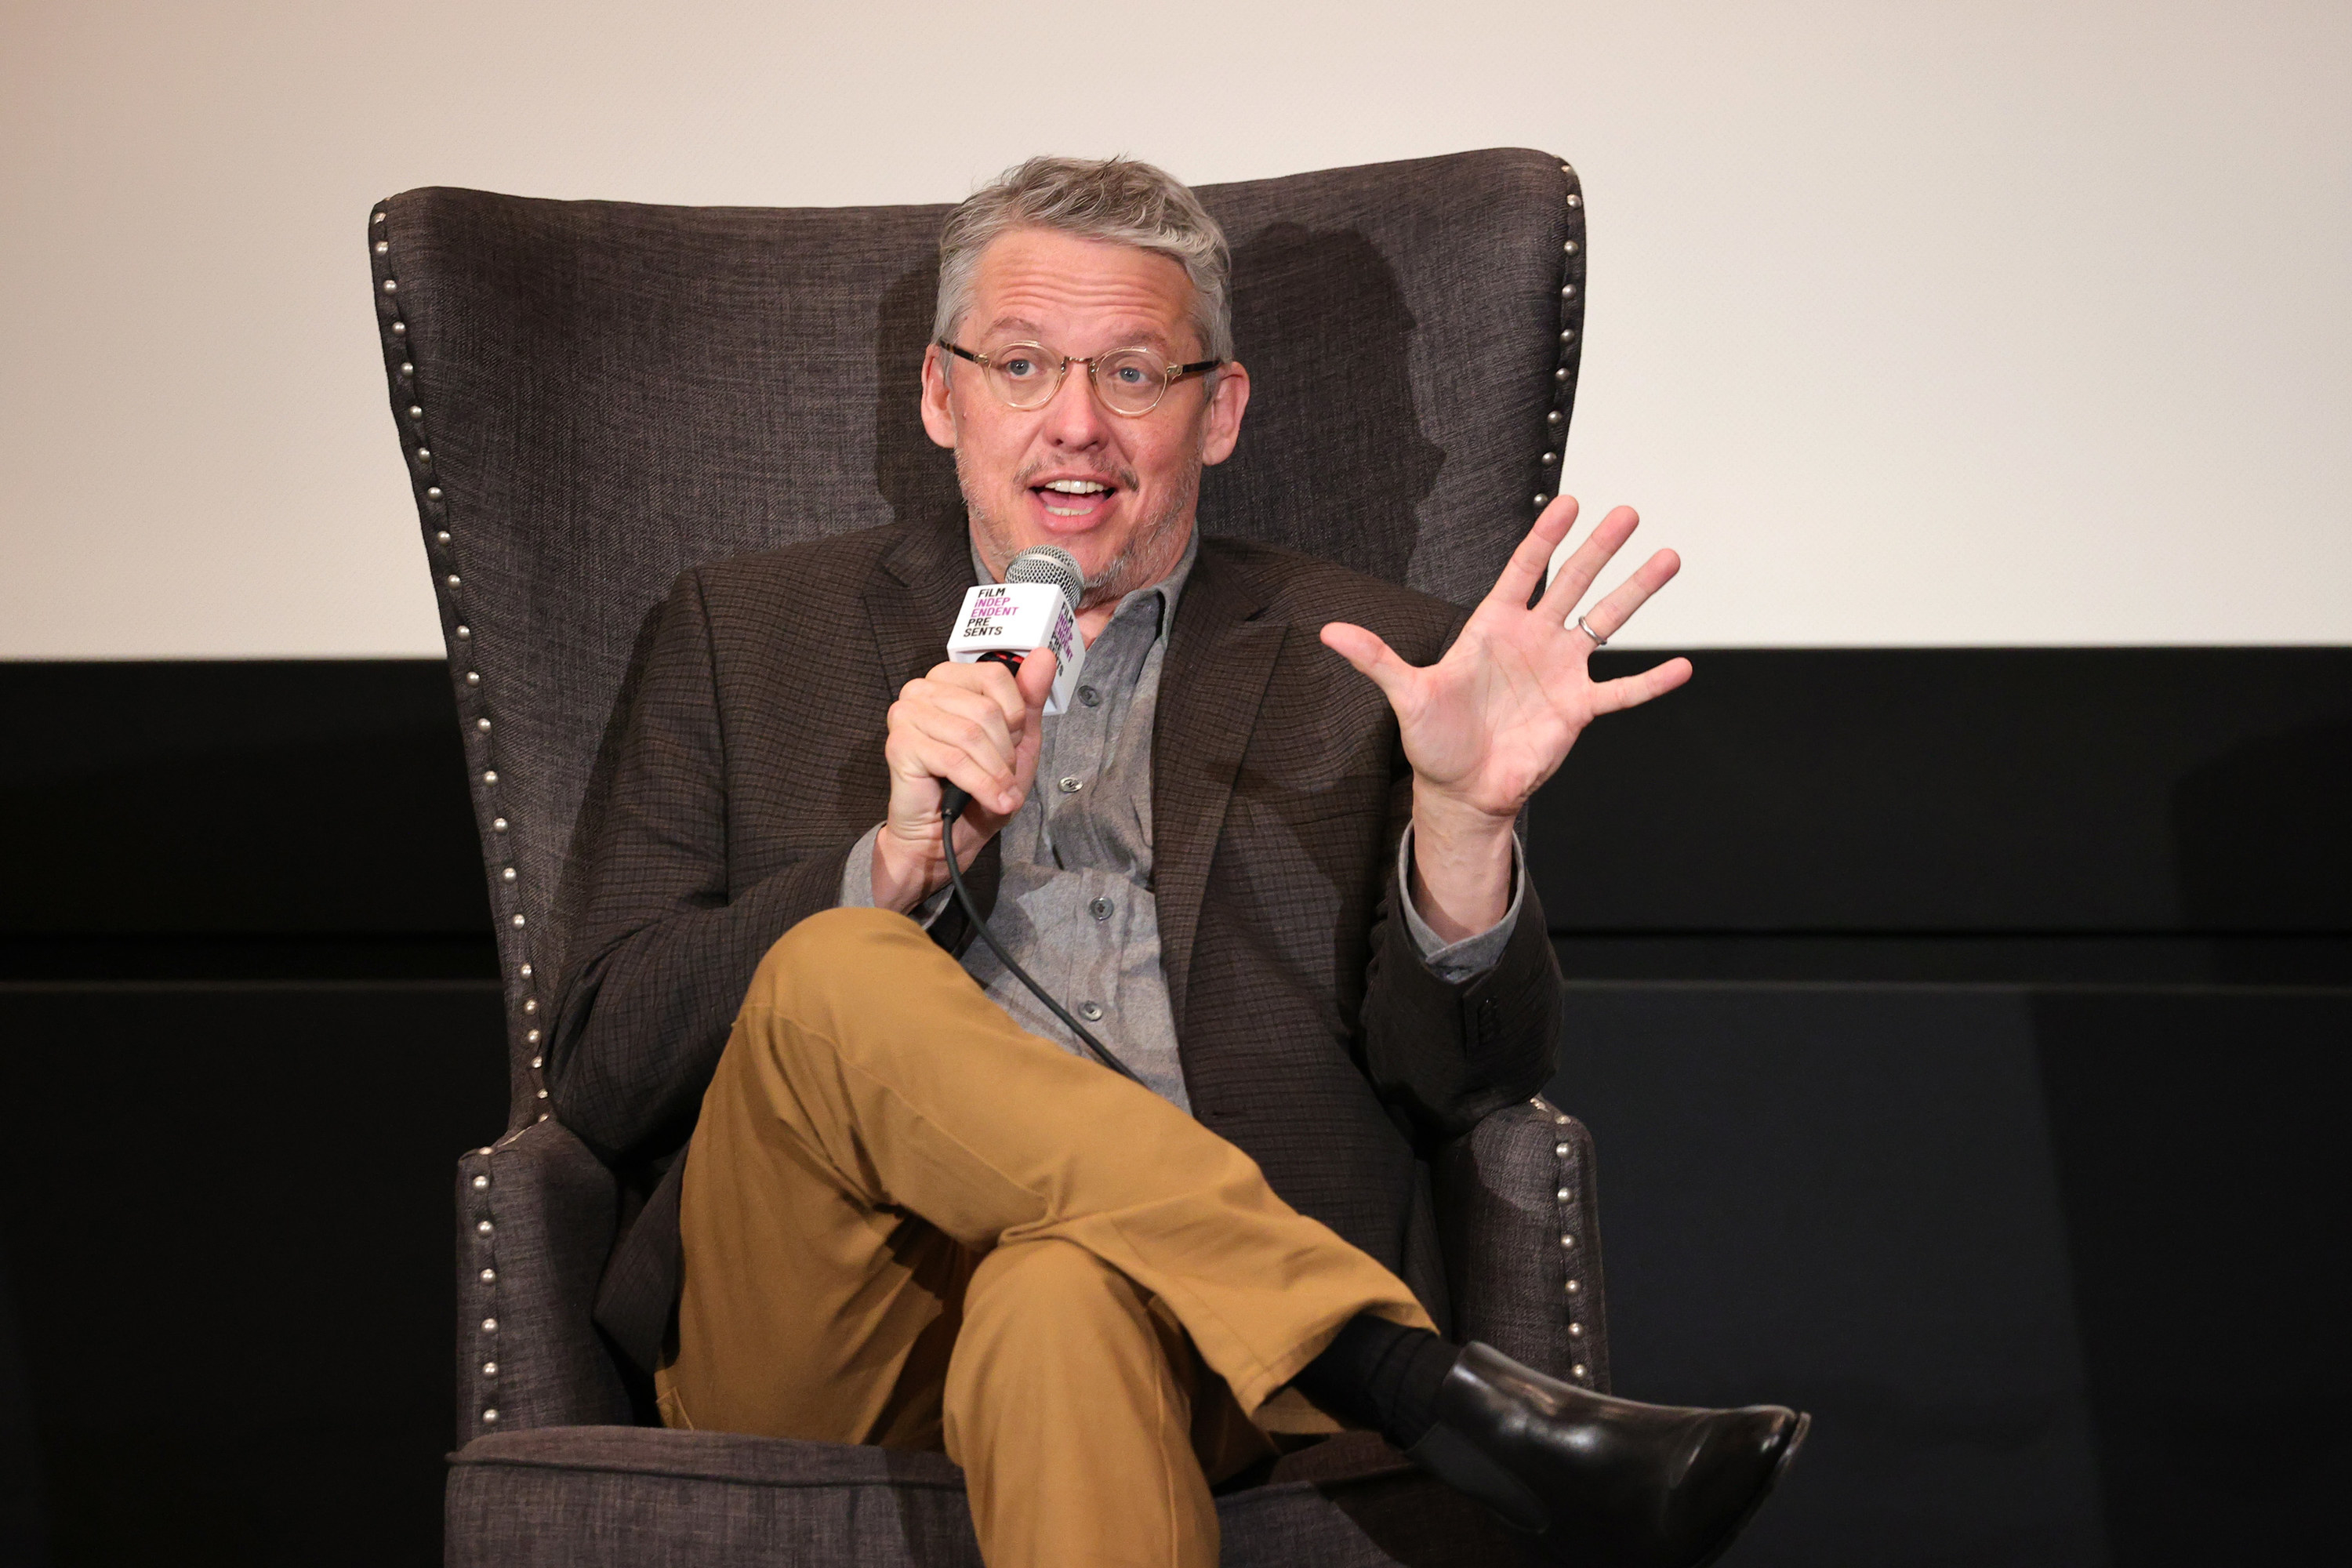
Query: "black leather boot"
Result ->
[[1406, 1343, 1806, 1567]]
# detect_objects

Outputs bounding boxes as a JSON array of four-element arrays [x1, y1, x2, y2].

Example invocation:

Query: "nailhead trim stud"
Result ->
[[1532, 158, 1586, 512], [1537, 1097, 1595, 1385]]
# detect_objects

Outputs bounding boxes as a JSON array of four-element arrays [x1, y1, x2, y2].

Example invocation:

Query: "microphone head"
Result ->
[[1004, 545, 1083, 612]]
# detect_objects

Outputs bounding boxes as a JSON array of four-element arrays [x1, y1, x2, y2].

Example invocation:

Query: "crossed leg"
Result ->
[[947, 1238, 1284, 1566], [656, 906, 1432, 1566]]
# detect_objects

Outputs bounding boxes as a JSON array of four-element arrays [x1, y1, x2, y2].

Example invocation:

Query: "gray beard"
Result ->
[[960, 452, 1200, 611]]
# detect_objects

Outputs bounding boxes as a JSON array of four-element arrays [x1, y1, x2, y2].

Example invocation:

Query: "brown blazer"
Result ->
[[550, 516, 1563, 1365]]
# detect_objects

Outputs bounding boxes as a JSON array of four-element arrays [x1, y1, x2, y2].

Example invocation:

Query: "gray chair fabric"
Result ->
[[446, 1428, 1528, 1567], [384, 150, 1607, 1564]]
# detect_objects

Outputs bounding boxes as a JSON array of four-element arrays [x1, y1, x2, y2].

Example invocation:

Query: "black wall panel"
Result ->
[[2029, 989, 2352, 1565], [1539, 648, 2352, 938], [1552, 985, 2110, 1564], [0, 662, 491, 971], [1551, 982, 2351, 1566], [0, 983, 506, 1566]]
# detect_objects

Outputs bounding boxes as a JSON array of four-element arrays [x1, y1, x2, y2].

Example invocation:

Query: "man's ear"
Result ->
[[919, 343, 958, 449], [1200, 359, 1250, 466]]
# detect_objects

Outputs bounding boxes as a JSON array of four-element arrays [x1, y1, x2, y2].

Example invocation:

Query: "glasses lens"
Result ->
[[985, 343, 1060, 409], [1094, 350, 1168, 416]]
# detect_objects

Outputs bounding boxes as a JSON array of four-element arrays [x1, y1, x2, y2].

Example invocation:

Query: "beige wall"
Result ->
[[2, 0, 2346, 655]]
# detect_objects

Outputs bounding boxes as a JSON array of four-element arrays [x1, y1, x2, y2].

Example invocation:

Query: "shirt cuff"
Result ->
[[1396, 822, 1525, 984], [839, 823, 952, 927]]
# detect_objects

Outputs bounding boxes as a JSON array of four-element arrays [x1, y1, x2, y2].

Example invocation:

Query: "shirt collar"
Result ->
[[968, 528, 1200, 643]]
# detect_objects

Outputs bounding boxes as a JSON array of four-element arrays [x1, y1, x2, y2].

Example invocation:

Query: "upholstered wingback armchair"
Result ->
[[372, 148, 1613, 1566]]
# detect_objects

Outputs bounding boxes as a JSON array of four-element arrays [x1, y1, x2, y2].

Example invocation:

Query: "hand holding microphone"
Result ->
[[872, 546, 1087, 913], [935, 546, 1088, 820]]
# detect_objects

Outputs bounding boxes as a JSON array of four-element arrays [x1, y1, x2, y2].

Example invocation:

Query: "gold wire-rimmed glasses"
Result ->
[[938, 339, 1224, 417]]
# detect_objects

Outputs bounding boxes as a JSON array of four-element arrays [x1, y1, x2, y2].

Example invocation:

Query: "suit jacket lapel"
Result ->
[[862, 519, 975, 701], [1154, 539, 1283, 1037]]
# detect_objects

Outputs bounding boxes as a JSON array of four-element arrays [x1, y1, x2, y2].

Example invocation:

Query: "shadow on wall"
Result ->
[[1203, 223, 1443, 582]]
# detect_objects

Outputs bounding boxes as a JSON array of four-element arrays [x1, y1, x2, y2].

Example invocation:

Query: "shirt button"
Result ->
[[1058, 775, 1083, 793], [1077, 685, 1102, 707], [1077, 1000, 1105, 1022], [1089, 896, 1112, 921]]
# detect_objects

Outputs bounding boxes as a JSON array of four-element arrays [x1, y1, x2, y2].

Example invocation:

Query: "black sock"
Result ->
[[1291, 1314, 1459, 1449]]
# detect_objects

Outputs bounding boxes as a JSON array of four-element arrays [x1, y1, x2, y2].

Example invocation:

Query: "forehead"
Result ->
[[967, 227, 1196, 347]]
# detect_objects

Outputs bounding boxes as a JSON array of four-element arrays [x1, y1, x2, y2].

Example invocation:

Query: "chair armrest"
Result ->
[[456, 1118, 635, 1444], [1432, 1096, 1612, 1393]]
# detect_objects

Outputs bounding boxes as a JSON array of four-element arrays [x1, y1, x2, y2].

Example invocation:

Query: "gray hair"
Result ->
[[933, 155, 1232, 365]]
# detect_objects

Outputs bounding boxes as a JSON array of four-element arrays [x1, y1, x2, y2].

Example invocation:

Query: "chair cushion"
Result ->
[[445, 1427, 1526, 1566]]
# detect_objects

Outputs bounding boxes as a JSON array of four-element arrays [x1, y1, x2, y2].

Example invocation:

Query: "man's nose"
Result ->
[[1038, 361, 1113, 446]]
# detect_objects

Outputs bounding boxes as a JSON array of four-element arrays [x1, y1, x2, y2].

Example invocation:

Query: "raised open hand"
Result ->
[[1319, 498, 1691, 829]]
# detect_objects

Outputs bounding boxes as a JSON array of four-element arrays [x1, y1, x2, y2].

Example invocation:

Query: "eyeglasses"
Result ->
[[938, 339, 1224, 417]]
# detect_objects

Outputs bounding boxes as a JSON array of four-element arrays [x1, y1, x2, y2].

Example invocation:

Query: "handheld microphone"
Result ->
[[936, 545, 1087, 823], [929, 546, 1142, 1085]]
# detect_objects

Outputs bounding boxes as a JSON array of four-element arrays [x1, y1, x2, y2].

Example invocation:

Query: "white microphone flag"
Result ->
[[946, 582, 1087, 714]]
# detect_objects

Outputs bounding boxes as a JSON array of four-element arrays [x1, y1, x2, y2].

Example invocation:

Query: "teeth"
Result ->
[[1042, 480, 1108, 494]]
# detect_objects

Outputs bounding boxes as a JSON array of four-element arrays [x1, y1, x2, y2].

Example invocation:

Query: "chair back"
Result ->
[[368, 150, 1588, 1121]]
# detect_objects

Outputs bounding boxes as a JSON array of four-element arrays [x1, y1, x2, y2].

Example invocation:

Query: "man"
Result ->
[[551, 156, 1802, 1568]]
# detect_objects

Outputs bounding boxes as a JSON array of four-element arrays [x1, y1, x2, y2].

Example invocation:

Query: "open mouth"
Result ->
[[1030, 477, 1118, 521]]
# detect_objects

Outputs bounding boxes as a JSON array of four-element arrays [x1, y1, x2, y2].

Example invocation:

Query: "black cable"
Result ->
[[939, 808, 1145, 1085]]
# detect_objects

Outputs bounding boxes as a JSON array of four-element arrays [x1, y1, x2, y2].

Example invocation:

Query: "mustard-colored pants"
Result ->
[[656, 907, 1433, 1568]]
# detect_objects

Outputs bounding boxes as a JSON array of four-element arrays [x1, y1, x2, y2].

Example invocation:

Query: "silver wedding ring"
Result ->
[[1574, 615, 1608, 648]]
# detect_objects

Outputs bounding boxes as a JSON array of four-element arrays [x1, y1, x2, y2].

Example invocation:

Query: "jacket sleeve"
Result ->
[[544, 568, 994, 1163], [1360, 833, 1563, 1141]]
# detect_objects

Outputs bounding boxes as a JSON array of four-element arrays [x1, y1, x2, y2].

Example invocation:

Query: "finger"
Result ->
[[1536, 504, 1641, 622], [898, 706, 1021, 809], [1013, 647, 1057, 717], [902, 702, 1017, 781], [1587, 655, 1693, 716], [1319, 622, 1417, 703], [923, 658, 1028, 729], [1489, 495, 1582, 608], [900, 680, 1018, 762], [1579, 548, 1682, 643], [887, 729, 1021, 816]]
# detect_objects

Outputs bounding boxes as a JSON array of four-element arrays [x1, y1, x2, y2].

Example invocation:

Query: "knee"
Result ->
[[964, 1238, 1134, 1334], [947, 1242, 1171, 1426], [956, 1240, 1162, 1379], [743, 906, 923, 1019]]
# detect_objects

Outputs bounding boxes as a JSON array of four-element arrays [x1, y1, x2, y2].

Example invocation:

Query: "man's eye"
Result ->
[[1001, 356, 1040, 378], [1110, 364, 1149, 386]]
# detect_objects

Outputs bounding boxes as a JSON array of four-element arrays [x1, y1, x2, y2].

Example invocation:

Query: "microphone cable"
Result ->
[[935, 649, 1145, 1087], [938, 808, 1145, 1087]]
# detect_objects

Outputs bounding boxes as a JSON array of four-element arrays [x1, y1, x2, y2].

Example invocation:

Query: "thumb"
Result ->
[[1319, 622, 1414, 702], [1015, 647, 1058, 713]]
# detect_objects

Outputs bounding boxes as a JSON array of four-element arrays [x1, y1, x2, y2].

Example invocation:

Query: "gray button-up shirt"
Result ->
[[844, 532, 1523, 1112]]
